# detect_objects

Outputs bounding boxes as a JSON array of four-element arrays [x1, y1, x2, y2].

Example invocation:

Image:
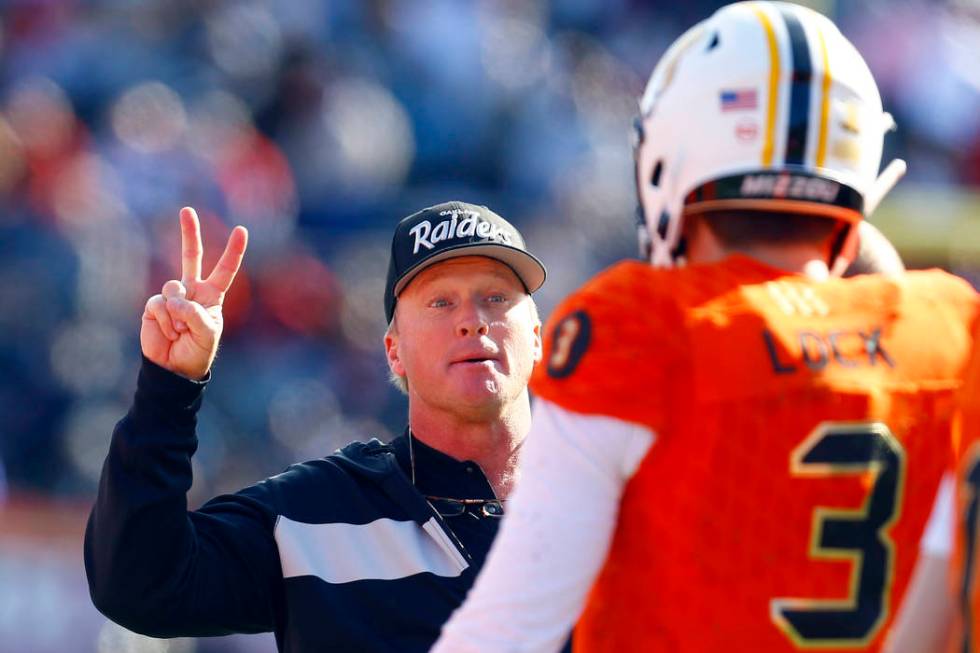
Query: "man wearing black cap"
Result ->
[[84, 202, 552, 653]]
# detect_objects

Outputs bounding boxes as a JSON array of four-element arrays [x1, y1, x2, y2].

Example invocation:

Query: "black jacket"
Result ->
[[84, 359, 510, 652]]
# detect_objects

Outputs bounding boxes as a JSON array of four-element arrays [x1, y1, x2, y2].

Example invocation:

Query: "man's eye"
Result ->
[[487, 294, 507, 304], [430, 298, 450, 308]]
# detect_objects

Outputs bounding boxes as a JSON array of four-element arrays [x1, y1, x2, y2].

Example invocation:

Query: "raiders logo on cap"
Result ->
[[384, 201, 547, 322]]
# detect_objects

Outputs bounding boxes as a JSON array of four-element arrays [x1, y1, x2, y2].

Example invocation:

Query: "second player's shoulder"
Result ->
[[885, 269, 980, 339], [826, 269, 979, 382], [899, 268, 979, 307], [543, 261, 685, 356], [558, 260, 670, 308], [541, 257, 773, 357], [552, 259, 714, 324], [532, 262, 712, 428]]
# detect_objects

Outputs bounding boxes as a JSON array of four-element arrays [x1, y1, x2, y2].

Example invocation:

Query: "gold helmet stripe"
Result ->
[[814, 21, 833, 169], [750, 3, 781, 167]]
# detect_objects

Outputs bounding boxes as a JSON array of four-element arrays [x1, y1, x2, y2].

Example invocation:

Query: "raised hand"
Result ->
[[141, 207, 248, 380]]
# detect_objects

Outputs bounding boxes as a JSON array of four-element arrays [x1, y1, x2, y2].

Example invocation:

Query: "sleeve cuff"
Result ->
[[131, 356, 210, 423]]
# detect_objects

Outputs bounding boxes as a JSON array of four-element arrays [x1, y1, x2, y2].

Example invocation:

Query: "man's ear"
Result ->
[[384, 331, 406, 377], [532, 319, 543, 364]]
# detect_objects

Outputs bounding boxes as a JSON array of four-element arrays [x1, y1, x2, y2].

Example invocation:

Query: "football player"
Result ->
[[433, 2, 979, 651]]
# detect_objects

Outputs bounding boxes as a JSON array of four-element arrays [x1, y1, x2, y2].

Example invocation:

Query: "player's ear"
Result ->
[[531, 306, 543, 364], [681, 214, 716, 265]]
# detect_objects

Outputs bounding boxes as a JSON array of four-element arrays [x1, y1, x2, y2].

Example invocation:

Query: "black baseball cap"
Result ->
[[384, 201, 546, 323]]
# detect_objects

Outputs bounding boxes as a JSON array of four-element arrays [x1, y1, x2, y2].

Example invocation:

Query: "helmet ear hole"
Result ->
[[656, 210, 671, 240], [706, 32, 720, 51], [650, 160, 663, 187], [631, 116, 645, 149]]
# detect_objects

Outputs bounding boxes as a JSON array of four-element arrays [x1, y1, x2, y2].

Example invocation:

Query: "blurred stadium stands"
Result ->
[[1, 0, 978, 651]]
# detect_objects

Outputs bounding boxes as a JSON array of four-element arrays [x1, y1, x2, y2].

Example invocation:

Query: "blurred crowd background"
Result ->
[[1, 0, 980, 651]]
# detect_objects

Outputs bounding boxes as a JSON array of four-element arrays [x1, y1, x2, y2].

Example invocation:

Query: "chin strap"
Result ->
[[829, 223, 861, 277], [829, 111, 907, 277], [864, 112, 907, 216], [865, 158, 907, 216]]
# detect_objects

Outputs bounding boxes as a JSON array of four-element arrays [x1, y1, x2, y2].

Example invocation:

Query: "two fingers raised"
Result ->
[[141, 208, 248, 375], [207, 224, 248, 293], [180, 207, 203, 285], [179, 207, 248, 298]]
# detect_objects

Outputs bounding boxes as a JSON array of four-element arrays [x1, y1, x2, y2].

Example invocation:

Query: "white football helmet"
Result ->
[[633, 1, 905, 273]]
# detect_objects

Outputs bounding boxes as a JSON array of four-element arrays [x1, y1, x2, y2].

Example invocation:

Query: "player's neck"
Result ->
[[686, 222, 831, 280], [738, 244, 831, 280], [407, 395, 530, 498]]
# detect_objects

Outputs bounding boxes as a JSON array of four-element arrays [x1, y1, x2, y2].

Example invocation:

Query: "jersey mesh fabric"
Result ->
[[531, 256, 979, 653]]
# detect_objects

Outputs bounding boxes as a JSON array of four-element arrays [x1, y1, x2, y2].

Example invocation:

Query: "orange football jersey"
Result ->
[[531, 255, 979, 652], [953, 319, 980, 653]]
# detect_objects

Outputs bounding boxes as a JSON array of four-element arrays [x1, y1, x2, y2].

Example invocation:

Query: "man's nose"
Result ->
[[456, 301, 490, 337]]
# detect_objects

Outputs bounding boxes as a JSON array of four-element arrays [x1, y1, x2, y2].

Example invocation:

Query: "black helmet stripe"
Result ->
[[778, 5, 813, 166]]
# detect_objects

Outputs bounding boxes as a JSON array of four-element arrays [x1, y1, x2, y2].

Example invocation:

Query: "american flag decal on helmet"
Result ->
[[720, 88, 758, 111]]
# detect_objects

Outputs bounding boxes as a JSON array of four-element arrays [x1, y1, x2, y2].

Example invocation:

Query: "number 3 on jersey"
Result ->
[[771, 422, 906, 648]]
